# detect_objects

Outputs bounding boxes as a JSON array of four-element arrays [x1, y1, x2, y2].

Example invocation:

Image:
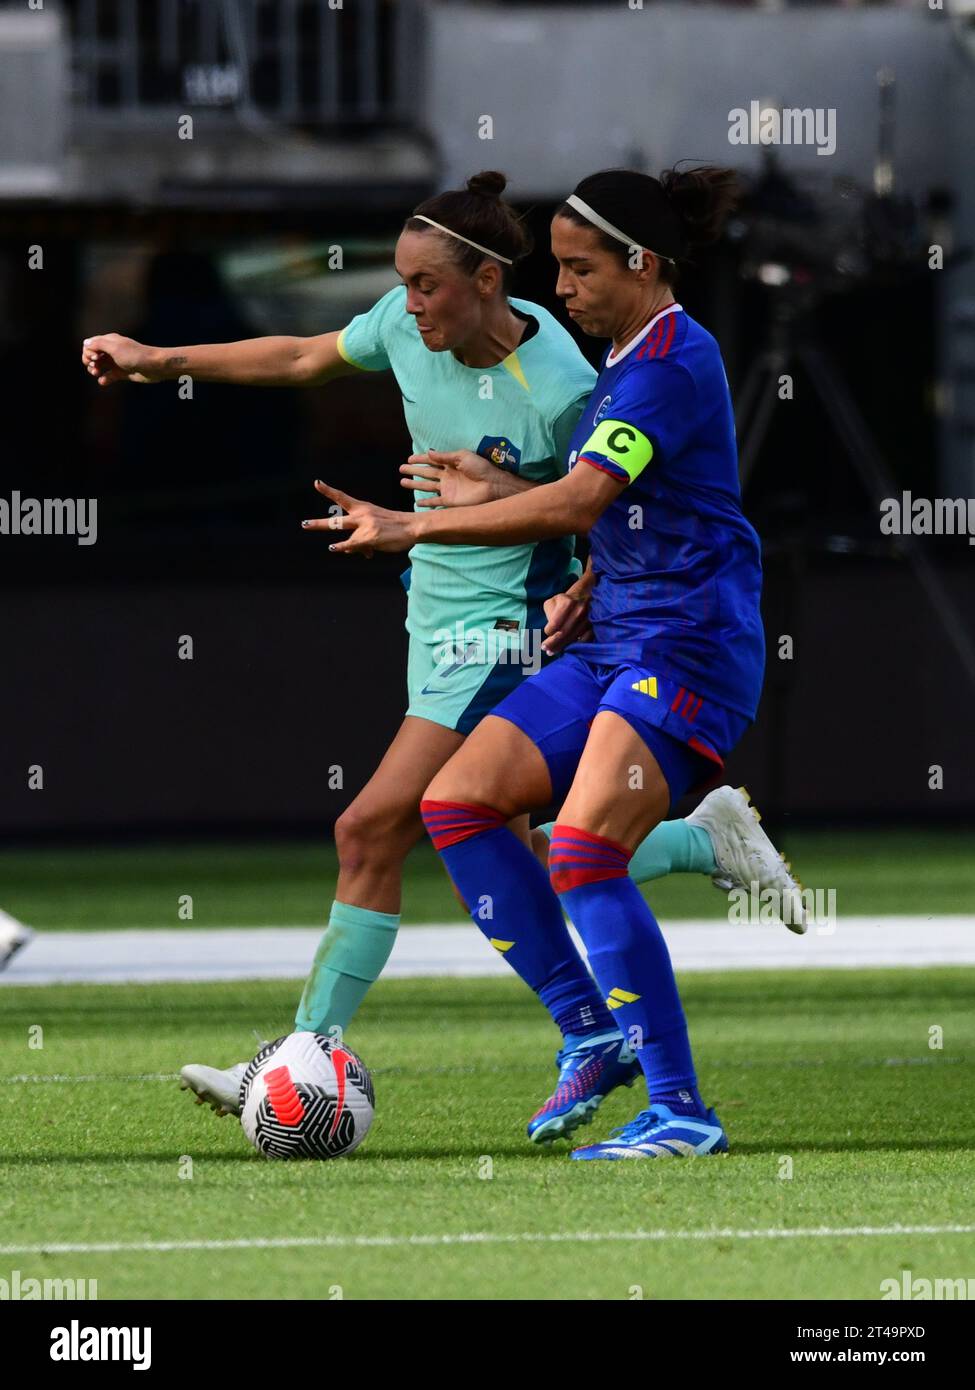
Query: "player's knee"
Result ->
[[422, 769, 457, 805], [424, 765, 494, 808], [334, 803, 413, 873]]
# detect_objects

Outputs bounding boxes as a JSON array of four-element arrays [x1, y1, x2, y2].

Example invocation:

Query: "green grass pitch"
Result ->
[[3, 826, 975, 929], [2, 969, 973, 1300]]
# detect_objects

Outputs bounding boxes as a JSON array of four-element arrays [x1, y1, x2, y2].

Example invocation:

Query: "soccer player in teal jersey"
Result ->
[[83, 172, 799, 1129], [334, 262, 595, 736]]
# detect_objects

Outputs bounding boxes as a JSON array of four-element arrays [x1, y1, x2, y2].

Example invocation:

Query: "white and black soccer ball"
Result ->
[[239, 1032, 374, 1160]]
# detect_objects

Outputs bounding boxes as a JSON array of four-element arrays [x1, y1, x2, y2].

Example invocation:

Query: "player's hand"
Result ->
[[81, 334, 161, 386], [399, 449, 501, 508], [541, 589, 593, 655], [302, 480, 419, 556]]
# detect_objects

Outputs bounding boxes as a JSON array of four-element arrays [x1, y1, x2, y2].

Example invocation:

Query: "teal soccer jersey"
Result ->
[[338, 285, 597, 731]]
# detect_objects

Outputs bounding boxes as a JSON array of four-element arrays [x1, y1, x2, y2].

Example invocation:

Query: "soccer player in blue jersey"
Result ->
[[308, 165, 776, 1157]]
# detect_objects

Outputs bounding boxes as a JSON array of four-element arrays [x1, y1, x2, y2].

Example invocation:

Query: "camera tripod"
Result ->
[[736, 293, 975, 695]]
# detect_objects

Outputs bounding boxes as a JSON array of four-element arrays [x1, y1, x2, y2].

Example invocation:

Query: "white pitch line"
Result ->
[[2, 916, 975, 985], [1, 1055, 964, 1086], [1, 1223, 973, 1257], [0, 1073, 180, 1084]]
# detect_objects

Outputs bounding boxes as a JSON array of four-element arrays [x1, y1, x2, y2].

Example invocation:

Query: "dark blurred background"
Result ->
[[1, 0, 973, 840]]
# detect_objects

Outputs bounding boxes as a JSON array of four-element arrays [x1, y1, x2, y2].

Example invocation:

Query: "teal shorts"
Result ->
[[400, 557, 583, 735], [406, 619, 547, 735]]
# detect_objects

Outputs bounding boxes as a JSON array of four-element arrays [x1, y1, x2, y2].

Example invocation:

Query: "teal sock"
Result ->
[[294, 900, 400, 1037], [537, 819, 716, 885]]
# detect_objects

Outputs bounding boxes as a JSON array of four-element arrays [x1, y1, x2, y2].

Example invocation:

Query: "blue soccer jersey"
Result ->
[[564, 304, 765, 719]]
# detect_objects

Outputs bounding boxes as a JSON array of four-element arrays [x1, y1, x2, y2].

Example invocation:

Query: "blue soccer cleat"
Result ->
[[527, 1031, 642, 1143], [570, 1102, 729, 1160]]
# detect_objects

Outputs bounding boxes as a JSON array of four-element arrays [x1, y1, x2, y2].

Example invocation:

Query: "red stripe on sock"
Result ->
[[550, 827, 633, 859], [549, 824, 633, 895], [420, 798, 506, 850]]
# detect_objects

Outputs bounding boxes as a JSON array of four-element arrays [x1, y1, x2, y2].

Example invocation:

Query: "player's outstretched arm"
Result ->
[[305, 459, 624, 553], [81, 329, 360, 388]]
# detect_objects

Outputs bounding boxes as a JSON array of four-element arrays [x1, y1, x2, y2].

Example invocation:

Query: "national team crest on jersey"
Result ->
[[593, 394, 612, 425], [476, 436, 522, 472]]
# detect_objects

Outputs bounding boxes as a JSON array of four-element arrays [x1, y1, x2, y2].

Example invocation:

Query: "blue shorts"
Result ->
[[489, 652, 752, 808]]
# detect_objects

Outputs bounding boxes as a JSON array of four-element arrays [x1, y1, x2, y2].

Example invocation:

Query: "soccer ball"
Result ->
[[239, 1032, 374, 1160]]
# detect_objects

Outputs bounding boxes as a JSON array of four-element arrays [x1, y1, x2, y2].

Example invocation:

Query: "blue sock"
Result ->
[[537, 817, 716, 884], [421, 800, 617, 1041], [550, 823, 708, 1118]]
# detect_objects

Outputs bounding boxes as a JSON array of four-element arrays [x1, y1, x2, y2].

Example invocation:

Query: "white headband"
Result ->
[[564, 193, 677, 266], [411, 214, 514, 265]]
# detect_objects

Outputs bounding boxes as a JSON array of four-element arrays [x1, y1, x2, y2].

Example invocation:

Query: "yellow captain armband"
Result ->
[[579, 418, 653, 482]]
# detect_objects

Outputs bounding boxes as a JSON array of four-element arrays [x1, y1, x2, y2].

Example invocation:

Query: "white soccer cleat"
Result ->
[[687, 785, 808, 934], [179, 1061, 248, 1117], [0, 908, 34, 971]]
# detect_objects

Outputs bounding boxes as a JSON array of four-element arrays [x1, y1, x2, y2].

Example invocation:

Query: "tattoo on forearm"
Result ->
[[165, 355, 188, 368]]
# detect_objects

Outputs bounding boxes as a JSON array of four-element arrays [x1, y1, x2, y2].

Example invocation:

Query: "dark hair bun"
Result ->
[[409, 170, 531, 281], [466, 170, 508, 199], [660, 165, 739, 251]]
